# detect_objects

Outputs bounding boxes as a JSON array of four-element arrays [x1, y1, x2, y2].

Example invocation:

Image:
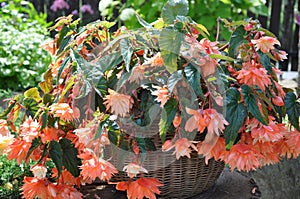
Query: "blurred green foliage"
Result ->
[[0, 155, 31, 199], [0, 0, 52, 91], [98, 0, 267, 39]]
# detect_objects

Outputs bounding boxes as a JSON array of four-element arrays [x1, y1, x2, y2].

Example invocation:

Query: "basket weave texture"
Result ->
[[111, 153, 224, 199], [105, 116, 225, 199]]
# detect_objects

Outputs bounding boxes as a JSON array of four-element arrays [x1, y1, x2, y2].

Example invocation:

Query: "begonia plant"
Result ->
[[0, 0, 300, 199]]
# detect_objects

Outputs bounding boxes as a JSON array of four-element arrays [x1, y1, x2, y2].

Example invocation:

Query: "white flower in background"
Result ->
[[120, 8, 135, 21], [98, 0, 113, 12]]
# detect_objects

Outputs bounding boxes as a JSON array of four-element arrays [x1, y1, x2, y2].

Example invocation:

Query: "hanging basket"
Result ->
[[112, 153, 224, 199], [103, 117, 225, 199]]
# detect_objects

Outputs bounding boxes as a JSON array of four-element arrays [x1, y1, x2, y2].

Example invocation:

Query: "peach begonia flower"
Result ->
[[20, 116, 40, 142], [275, 138, 296, 159], [271, 96, 284, 106], [168, 138, 198, 160], [185, 107, 207, 133], [50, 103, 80, 121], [197, 137, 227, 164], [55, 183, 83, 199], [199, 56, 218, 77], [225, 143, 263, 172], [0, 119, 9, 136], [236, 61, 271, 91], [40, 39, 56, 55], [250, 116, 285, 143], [240, 132, 281, 166], [40, 127, 60, 144], [7, 139, 31, 164], [251, 36, 280, 53], [123, 162, 148, 178], [21, 177, 57, 199], [73, 127, 93, 147], [103, 89, 134, 117], [116, 178, 163, 199], [271, 50, 288, 61], [52, 168, 80, 187], [31, 165, 47, 179], [172, 114, 181, 128], [128, 64, 145, 84], [285, 130, 300, 158], [151, 85, 169, 107], [80, 156, 118, 183], [203, 108, 228, 137], [144, 52, 164, 67], [199, 38, 220, 55]]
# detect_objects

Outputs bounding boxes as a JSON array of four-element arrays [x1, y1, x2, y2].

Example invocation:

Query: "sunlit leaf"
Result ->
[[159, 28, 184, 73], [24, 87, 41, 102], [168, 70, 183, 95], [209, 54, 236, 62], [161, 0, 189, 24], [120, 38, 133, 71]]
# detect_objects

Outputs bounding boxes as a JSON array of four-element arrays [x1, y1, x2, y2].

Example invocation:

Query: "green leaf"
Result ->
[[257, 28, 276, 38], [57, 56, 70, 80], [25, 138, 41, 162], [209, 54, 236, 62], [159, 28, 184, 73], [224, 88, 247, 149], [97, 51, 123, 72], [57, 35, 72, 55], [39, 69, 53, 94], [59, 138, 81, 177], [120, 38, 133, 71], [41, 110, 48, 130], [60, 75, 76, 100], [49, 140, 63, 178], [284, 92, 300, 131], [168, 70, 183, 95], [24, 87, 42, 102], [43, 93, 54, 105], [0, 99, 17, 119], [57, 26, 70, 48], [241, 85, 268, 125], [23, 98, 39, 117], [136, 14, 153, 29], [159, 98, 177, 143], [161, 0, 189, 24], [95, 76, 108, 97], [184, 63, 204, 97], [258, 51, 272, 73], [228, 26, 246, 57]]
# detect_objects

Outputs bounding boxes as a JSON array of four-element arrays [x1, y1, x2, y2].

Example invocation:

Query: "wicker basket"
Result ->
[[110, 152, 224, 199], [104, 117, 225, 199]]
